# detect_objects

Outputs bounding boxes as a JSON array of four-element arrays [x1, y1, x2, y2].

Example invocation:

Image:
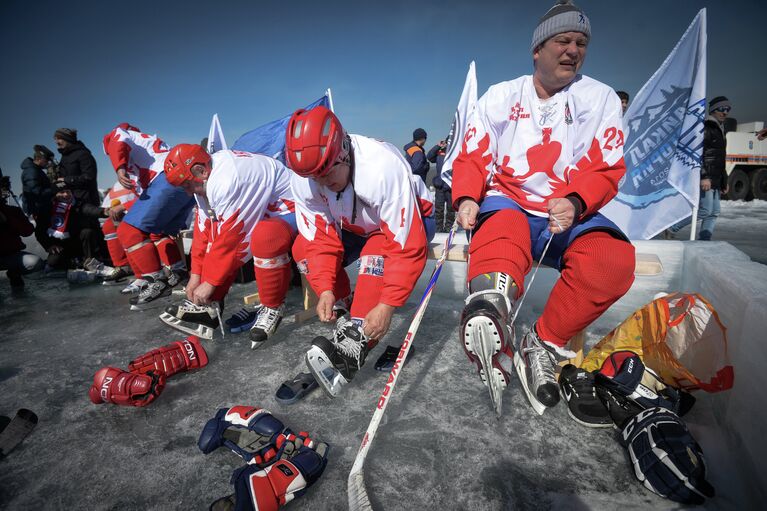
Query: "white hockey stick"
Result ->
[[348, 223, 459, 511]]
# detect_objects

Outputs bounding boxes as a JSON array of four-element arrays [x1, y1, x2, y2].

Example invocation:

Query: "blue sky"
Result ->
[[1, 0, 765, 190]]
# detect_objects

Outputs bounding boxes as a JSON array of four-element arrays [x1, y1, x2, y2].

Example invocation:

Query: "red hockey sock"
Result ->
[[536, 232, 635, 346], [151, 234, 183, 268], [117, 222, 163, 278], [102, 218, 128, 267], [250, 218, 296, 308], [467, 208, 532, 299]]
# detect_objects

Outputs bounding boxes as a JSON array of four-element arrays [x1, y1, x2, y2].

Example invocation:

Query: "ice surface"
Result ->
[[1, 225, 765, 509]]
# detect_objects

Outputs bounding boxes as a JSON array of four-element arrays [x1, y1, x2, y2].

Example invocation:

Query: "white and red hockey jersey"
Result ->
[[191, 150, 294, 286], [453, 74, 626, 218], [102, 123, 169, 196], [292, 134, 433, 307]]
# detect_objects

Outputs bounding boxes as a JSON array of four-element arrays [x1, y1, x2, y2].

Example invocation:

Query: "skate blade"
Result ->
[[465, 317, 505, 416], [513, 351, 546, 416], [102, 279, 127, 286], [305, 346, 348, 398], [159, 313, 214, 340]]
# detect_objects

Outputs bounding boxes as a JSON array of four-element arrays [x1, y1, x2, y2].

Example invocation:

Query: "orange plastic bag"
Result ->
[[581, 293, 733, 392]]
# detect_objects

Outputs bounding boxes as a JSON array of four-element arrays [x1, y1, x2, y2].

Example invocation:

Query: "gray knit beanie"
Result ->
[[531, 0, 591, 53]]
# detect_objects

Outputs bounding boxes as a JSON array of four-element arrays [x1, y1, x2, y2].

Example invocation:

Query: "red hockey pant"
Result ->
[[292, 231, 387, 320], [468, 209, 635, 346]]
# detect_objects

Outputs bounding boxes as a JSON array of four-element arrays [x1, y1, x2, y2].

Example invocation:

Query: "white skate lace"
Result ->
[[253, 305, 282, 332], [335, 323, 366, 367], [179, 299, 209, 313]]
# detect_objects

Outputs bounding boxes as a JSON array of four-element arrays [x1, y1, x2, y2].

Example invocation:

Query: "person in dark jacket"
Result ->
[[0, 190, 44, 289], [403, 128, 430, 183], [21, 145, 56, 244], [426, 138, 455, 232], [50, 128, 106, 260], [53, 128, 101, 207], [667, 96, 730, 240]]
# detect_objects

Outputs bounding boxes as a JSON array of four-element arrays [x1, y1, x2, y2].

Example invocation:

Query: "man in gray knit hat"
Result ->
[[452, 0, 635, 423]]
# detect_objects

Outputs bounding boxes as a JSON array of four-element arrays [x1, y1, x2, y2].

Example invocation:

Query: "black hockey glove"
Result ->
[[621, 407, 715, 505], [594, 351, 687, 428]]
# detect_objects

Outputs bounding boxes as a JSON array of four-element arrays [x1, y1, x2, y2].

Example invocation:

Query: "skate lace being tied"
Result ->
[[335, 323, 366, 364], [180, 299, 207, 312]]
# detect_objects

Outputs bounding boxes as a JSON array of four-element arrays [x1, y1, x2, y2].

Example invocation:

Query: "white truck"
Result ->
[[725, 121, 767, 200]]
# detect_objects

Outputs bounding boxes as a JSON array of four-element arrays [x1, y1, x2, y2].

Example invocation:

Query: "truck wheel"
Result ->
[[751, 168, 767, 201], [726, 168, 750, 201]]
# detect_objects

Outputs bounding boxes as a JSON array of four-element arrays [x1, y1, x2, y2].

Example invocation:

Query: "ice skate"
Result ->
[[249, 303, 285, 349], [129, 276, 171, 310], [159, 300, 221, 340], [101, 266, 133, 286], [120, 278, 147, 295], [514, 324, 576, 415], [460, 290, 515, 416], [305, 318, 370, 397], [165, 266, 189, 289]]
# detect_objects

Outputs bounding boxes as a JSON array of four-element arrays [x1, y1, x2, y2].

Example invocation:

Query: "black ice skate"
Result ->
[[305, 318, 370, 397], [460, 290, 515, 416], [559, 364, 611, 428], [249, 303, 285, 349], [514, 324, 576, 415], [129, 276, 172, 311], [159, 300, 221, 340]]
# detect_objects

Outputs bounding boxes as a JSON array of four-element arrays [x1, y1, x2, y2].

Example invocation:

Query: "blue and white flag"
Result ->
[[206, 113, 228, 153], [232, 93, 331, 163], [441, 61, 477, 188], [602, 9, 707, 240]]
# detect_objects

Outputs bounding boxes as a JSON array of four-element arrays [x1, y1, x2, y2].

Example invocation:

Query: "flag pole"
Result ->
[[326, 88, 335, 113]]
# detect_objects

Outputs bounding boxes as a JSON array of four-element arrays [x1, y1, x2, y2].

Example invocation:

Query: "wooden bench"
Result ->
[[243, 242, 663, 351]]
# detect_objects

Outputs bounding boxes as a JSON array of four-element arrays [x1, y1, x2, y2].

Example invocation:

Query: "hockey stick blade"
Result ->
[[348, 223, 459, 511]]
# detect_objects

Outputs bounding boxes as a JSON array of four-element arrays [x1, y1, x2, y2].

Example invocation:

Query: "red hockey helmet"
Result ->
[[164, 144, 211, 186], [285, 106, 346, 178]]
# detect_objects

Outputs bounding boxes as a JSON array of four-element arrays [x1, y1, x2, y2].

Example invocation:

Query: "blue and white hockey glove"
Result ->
[[210, 442, 329, 511], [621, 407, 715, 505]]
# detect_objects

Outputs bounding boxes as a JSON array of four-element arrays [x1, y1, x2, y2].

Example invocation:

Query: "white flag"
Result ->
[[207, 113, 228, 154], [602, 9, 707, 239], [441, 61, 477, 188]]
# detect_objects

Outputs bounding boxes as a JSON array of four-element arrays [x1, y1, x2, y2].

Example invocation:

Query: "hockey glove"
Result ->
[[210, 442, 329, 511], [594, 351, 681, 429], [128, 335, 209, 379], [198, 406, 318, 466], [88, 367, 166, 407], [621, 407, 715, 505]]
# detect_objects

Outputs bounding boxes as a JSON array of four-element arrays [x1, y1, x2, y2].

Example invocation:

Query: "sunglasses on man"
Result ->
[[713, 106, 731, 113]]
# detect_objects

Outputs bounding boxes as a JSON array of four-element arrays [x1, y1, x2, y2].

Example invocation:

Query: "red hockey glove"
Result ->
[[88, 367, 166, 407], [128, 336, 208, 379]]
